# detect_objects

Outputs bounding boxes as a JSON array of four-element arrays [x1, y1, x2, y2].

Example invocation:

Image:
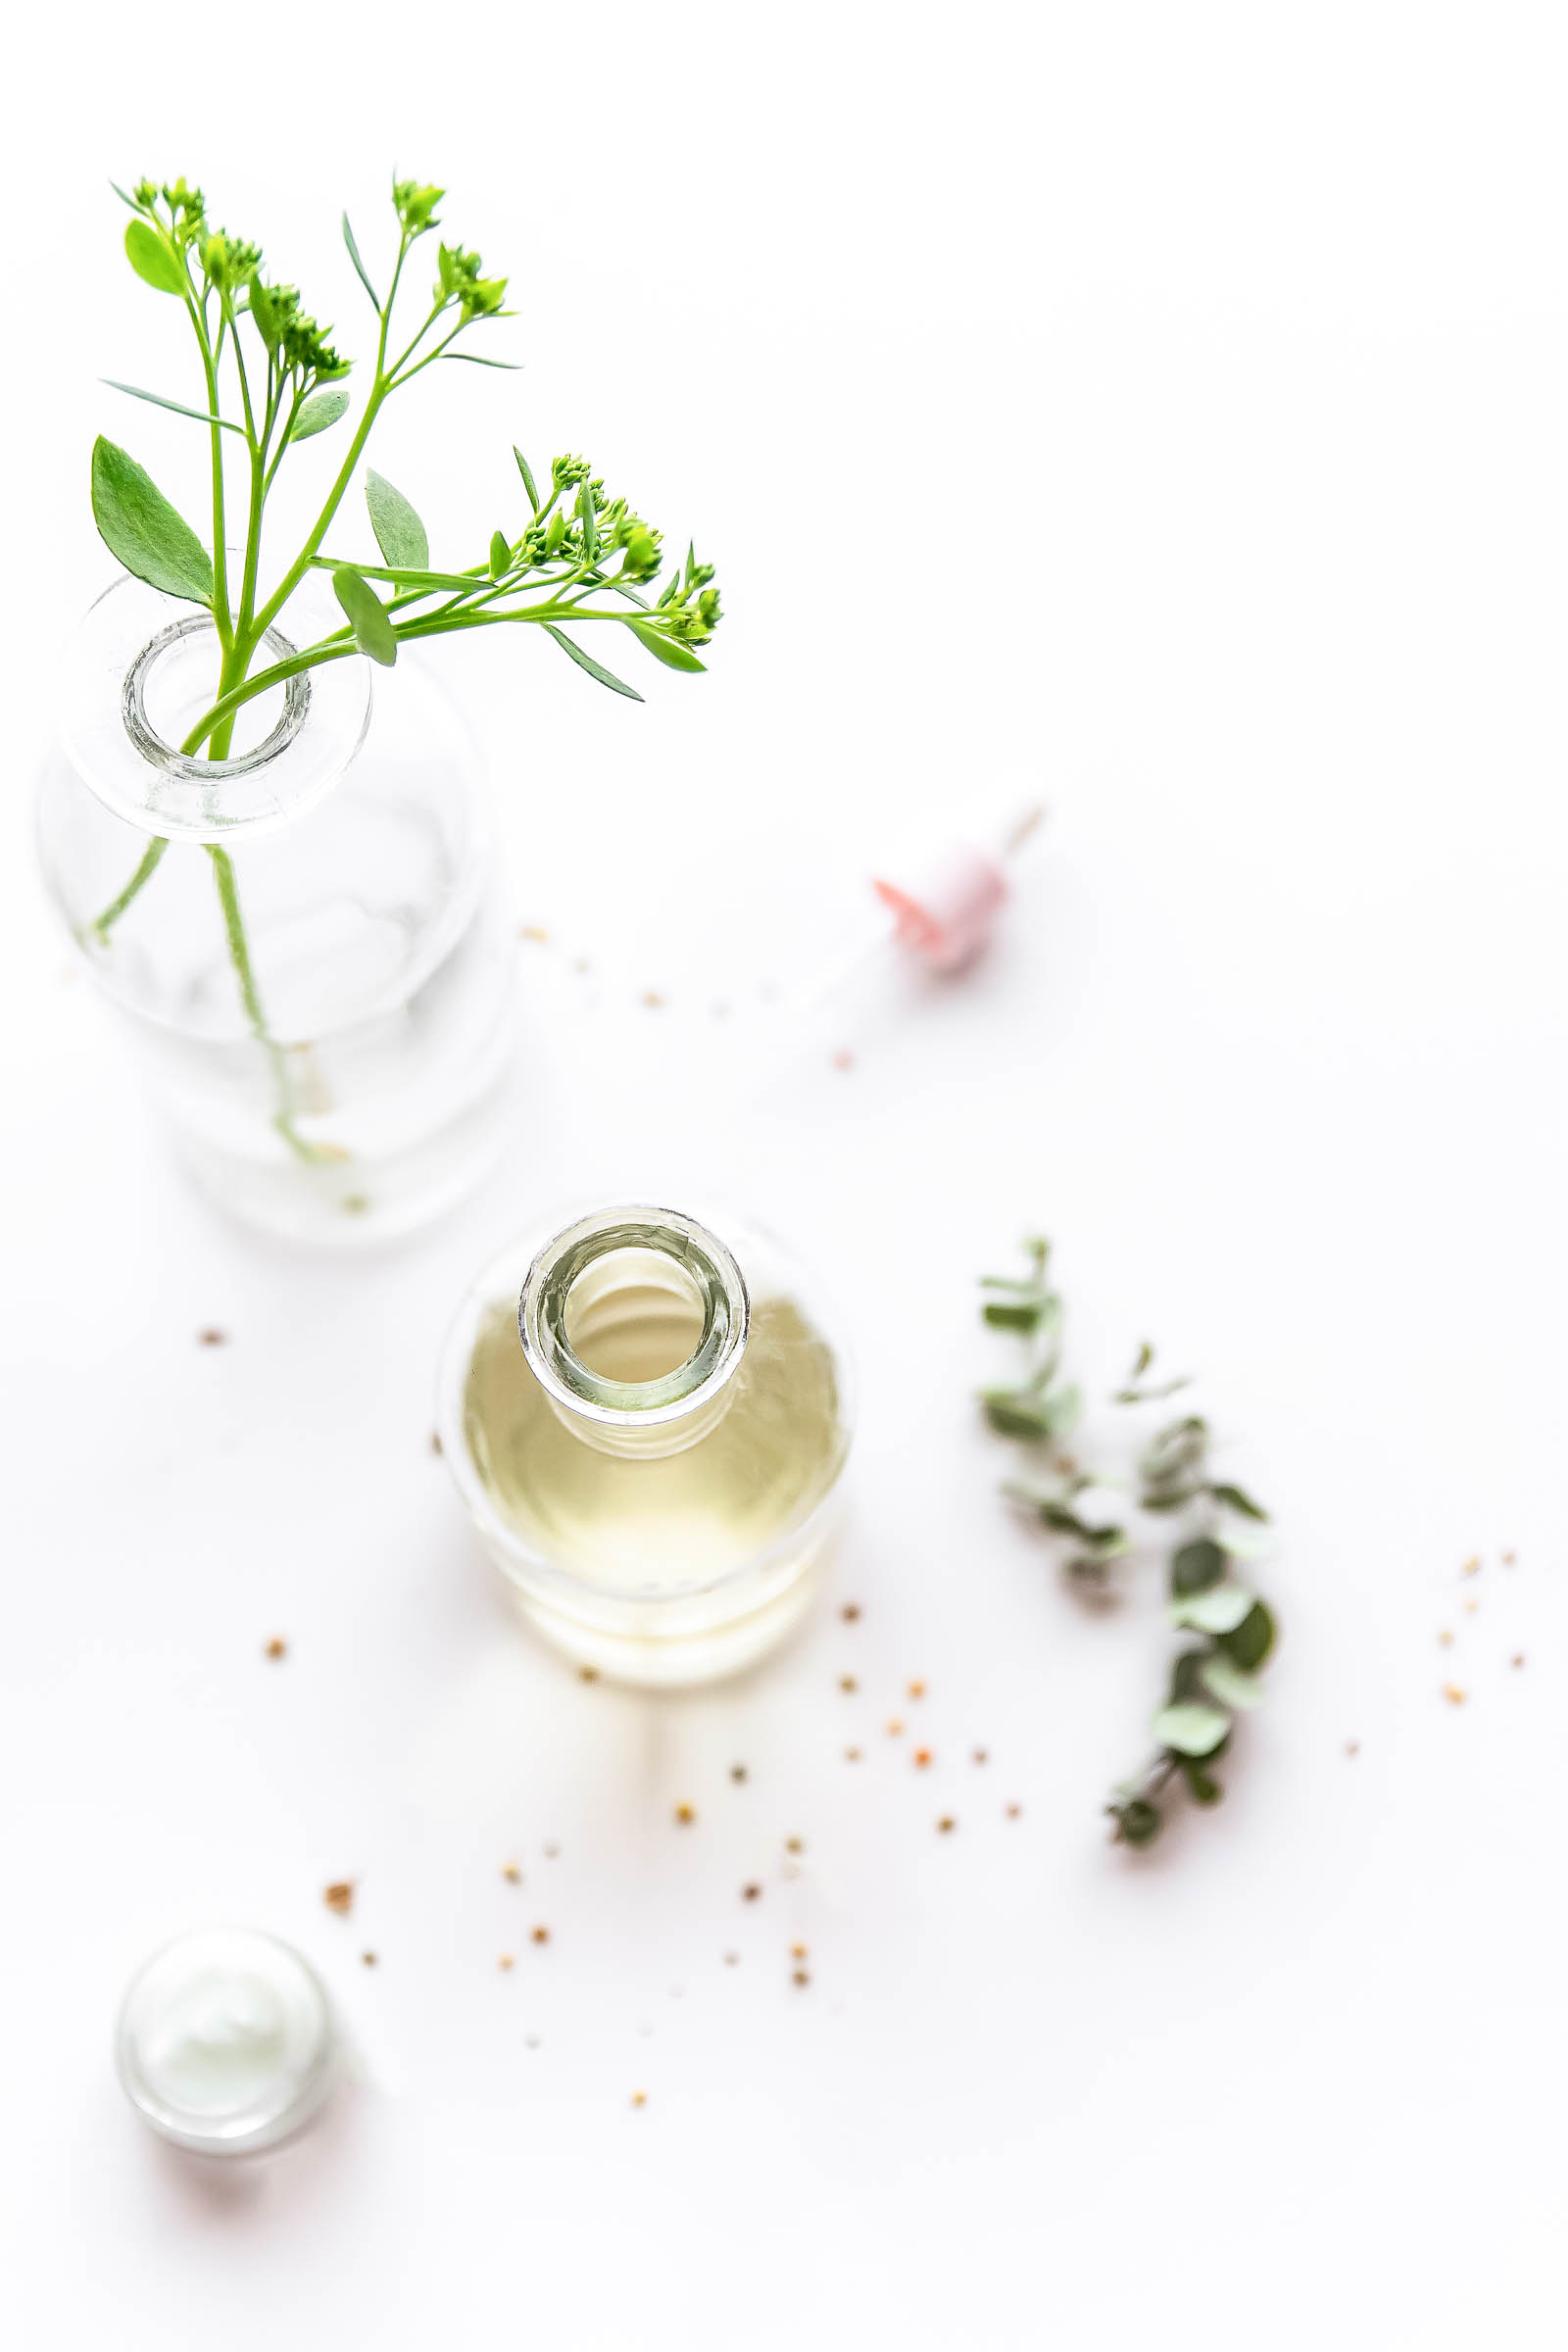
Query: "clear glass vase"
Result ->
[[438, 1203, 855, 1685], [36, 572, 515, 1243]]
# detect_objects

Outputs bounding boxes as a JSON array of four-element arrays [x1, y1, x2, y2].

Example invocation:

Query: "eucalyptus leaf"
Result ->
[[123, 219, 185, 296], [342, 212, 380, 311], [541, 622, 644, 702], [489, 529, 510, 581], [514, 447, 540, 512], [1199, 1656, 1265, 1710], [622, 617, 707, 673], [1209, 1482, 1269, 1522], [1170, 1537, 1227, 1596], [366, 470, 429, 571], [102, 379, 244, 434], [1169, 1584, 1255, 1635], [1217, 1599, 1276, 1673], [332, 567, 398, 666], [91, 436, 213, 606], [1152, 1701, 1231, 1758], [290, 388, 351, 444]]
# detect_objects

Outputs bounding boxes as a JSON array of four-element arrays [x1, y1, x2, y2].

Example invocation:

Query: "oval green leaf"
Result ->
[[1152, 1701, 1231, 1758], [489, 530, 510, 581], [1169, 1584, 1256, 1635], [621, 618, 707, 674], [291, 388, 351, 444], [1210, 1481, 1269, 1522], [91, 436, 213, 606], [366, 470, 428, 571], [514, 447, 540, 513], [332, 566, 398, 667], [1199, 1656, 1265, 1711], [124, 219, 185, 296], [1170, 1537, 1227, 1596], [1217, 1598, 1276, 1673]]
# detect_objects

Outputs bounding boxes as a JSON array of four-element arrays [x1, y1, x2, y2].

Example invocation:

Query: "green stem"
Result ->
[[87, 836, 170, 939], [207, 845, 330, 1166]]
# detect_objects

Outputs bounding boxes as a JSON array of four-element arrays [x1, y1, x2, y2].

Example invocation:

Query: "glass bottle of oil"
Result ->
[[437, 1204, 853, 1684]]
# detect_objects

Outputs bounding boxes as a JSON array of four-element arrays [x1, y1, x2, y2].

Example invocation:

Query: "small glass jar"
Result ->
[[36, 573, 515, 1243], [116, 1927, 337, 2155], [438, 1203, 854, 1685]]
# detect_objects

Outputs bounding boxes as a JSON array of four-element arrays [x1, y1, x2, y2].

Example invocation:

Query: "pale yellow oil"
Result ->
[[462, 1291, 847, 1593]]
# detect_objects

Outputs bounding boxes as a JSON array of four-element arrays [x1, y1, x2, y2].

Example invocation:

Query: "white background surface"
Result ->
[[3, 6, 1566, 2344]]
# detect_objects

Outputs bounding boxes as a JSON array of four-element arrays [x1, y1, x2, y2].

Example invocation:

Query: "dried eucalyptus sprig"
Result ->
[[980, 1239, 1279, 1848]]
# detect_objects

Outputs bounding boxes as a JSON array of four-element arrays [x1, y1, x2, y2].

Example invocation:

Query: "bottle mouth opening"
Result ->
[[519, 1207, 751, 1428], [123, 613, 312, 781]]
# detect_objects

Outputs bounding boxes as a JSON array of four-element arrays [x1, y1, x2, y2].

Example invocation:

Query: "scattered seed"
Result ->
[[730, 1764, 748, 1783], [1502, 1550, 1516, 1566], [1438, 1629, 1454, 1645], [1512, 1653, 1526, 1668], [342, 1195, 371, 1216], [913, 1748, 933, 1769], [841, 1603, 861, 1623], [790, 1941, 808, 1960], [641, 990, 666, 1009], [971, 1746, 989, 1765], [792, 1970, 810, 1988], [1463, 1599, 1478, 1614], [429, 1430, 443, 1456], [674, 1803, 696, 1826], [831, 1049, 855, 1071], [887, 1719, 905, 1738], [631, 2090, 647, 2107], [845, 1746, 862, 1762], [263, 1637, 287, 1661], [723, 1952, 739, 1966], [502, 1862, 521, 1885], [519, 923, 551, 944], [543, 1843, 560, 1859], [1004, 1803, 1022, 1820], [323, 1882, 355, 1915], [838, 1675, 858, 1693], [937, 1816, 956, 1834], [197, 1327, 227, 1348], [578, 1665, 600, 1683], [362, 1950, 377, 1967], [574, 956, 593, 975], [1443, 1684, 1466, 1704], [531, 1926, 551, 1944], [499, 1954, 514, 1972], [784, 1838, 804, 1854], [742, 1885, 761, 1902], [1461, 1557, 1481, 1577], [907, 1679, 927, 1699], [1345, 1740, 1359, 1757]]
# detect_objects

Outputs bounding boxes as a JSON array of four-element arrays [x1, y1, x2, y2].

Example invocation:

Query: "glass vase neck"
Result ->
[[518, 1206, 752, 1460]]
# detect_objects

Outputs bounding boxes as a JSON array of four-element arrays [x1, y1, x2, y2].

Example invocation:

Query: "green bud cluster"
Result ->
[[655, 546, 721, 643], [436, 242, 509, 326], [248, 276, 349, 381], [392, 179, 444, 234]]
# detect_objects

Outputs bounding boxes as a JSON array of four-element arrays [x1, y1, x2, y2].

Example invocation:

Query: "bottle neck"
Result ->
[[518, 1207, 751, 1460]]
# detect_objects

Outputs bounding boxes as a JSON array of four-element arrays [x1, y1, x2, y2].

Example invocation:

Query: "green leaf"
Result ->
[[102, 379, 244, 434], [366, 470, 429, 570], [332, 567, 398, 666], [342, 212, 380, 311], [541, 622, 644, 702], [1170, 1584, 1256, 1635], [445, 351, 521, 368], [90, 436, 213, 606], [1217, 1599, 1276, 1674], [622, 617, 707, 673], [984, 1382, 1079, 1443], [1199, 1656, 1265, 1711], [123, 219, 185, 296], [248, 275, 281, 352], [489, 530, 510, 581], [578, 479, 598, 564], [1181, 1760, 1224, 1804], [316, 559, 484, 593], [1209, 1482, 1269, 1522], [982, 1294, 1052, 1333], [290, 388, 351, 444], [1152, 1701, 1231, 1758], [1170, 1537, 1227, 1596], [109, 179, 144, 214], [514, 447, 540, 512]]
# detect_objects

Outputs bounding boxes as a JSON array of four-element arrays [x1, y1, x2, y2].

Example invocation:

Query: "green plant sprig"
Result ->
[[980, 1238, 1279, 1850], [86, 175, 721, 1164]]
